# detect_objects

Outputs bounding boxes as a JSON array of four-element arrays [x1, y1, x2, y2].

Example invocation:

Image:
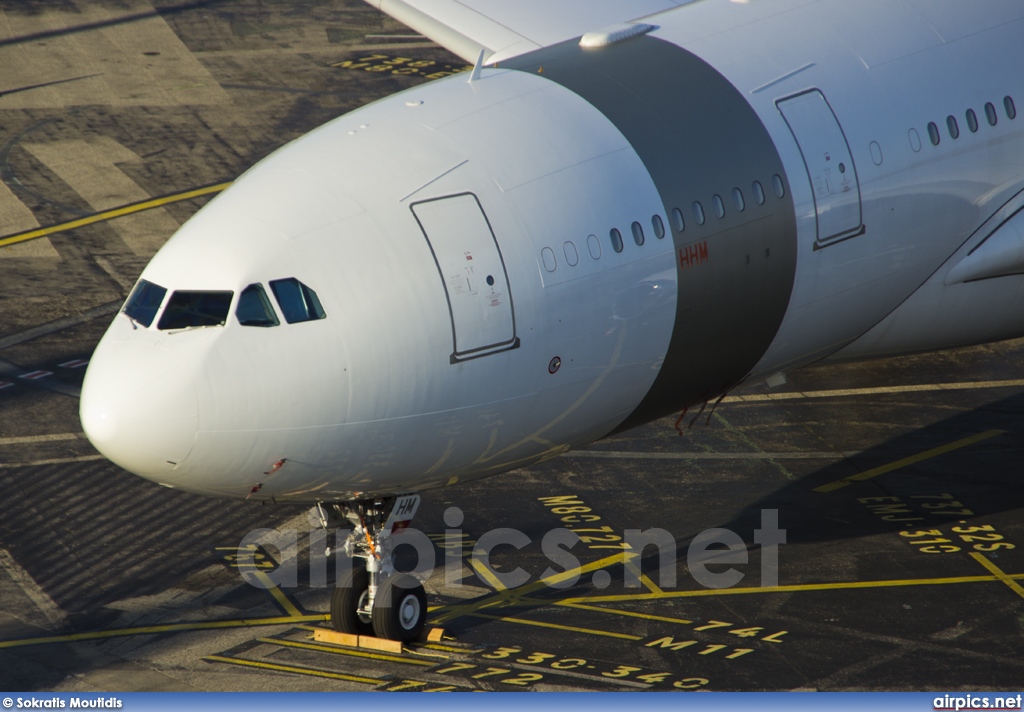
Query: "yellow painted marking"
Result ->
[[0, 182, 231, 249], [257, 637, 435, 666], [203, 655, 383, 685], [640, 573, 664, 595], [563, 571, 1024, 605], [813, 430, 1004, 493], [386, 680, 429, 691], [726, 379, 1024, 402], [557, 601, 692, 626], [469, 556, 508, 591], [970, 553, 1024, 600], [252, 570, 303, 617], [0, 614, 329, 649], [432, 550, 639, 624], [468, 612, 642, 641]]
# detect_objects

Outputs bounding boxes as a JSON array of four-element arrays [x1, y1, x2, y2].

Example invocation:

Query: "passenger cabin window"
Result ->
[[158, 291, 233, 330], [671, 207, 685, 233], [236, 283, 279, 327], [270, 278, 326, 324], [732, 188, 745, 212], [692, 201, 706, 226], [1006, 96, 1017, 120], [927, 121, 941, 145], [752, 181, 766, 205], [712, 194, 725, 219], [631, 221, 645, 246], [772, 175, 786, 199], [652, 214, 666, 239], [986, 102, 998, 126], [947, 115, 959, 139], [609, 228, 624, 253], [966, 109, 979, 133], [123, 279, 167, 328]]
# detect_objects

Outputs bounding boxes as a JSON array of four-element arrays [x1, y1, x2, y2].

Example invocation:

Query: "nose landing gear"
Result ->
[[316, 494, 427, 642]]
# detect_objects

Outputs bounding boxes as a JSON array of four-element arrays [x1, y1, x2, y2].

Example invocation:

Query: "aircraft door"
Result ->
[[412, 193, 519, 362], [777, 89, 863, 247]]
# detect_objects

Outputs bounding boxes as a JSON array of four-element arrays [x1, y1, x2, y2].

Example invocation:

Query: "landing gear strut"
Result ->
[[316, 494, 427, 642]]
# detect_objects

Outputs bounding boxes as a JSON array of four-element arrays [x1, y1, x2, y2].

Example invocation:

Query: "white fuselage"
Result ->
[[81, 0, 1024, 502]]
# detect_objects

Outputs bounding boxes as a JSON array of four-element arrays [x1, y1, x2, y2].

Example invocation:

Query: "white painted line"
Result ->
[[0, 546, 67, 631], [58, 359, 89, 369], [18, 370, 52, 380], [0, 381, 12, 390], [726, 378, 1024, 403], [0, 433, 85, 446], [0, 454, 106, 468]]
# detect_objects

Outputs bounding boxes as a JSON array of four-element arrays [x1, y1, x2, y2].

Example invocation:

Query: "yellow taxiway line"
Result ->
[[256, 637, 436, 666], [466, 612, 642, 641], [0, 182, 231, 249], [203, 654, 384, 685], [469, 556, 508, 591], [431, 550, 640, 624], [813, 429, 1004, 493], [970, 552, 1024, 600], [251, 570, 304, 617], [726, 380, 1024, 402], [562, 570, 1024, 606]]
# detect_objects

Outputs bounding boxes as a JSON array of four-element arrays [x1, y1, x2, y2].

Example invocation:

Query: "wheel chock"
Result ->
[[313, 628, 403, 653]]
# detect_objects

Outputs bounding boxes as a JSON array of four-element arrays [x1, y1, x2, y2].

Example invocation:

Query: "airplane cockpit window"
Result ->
[[236, 283, 280, 327], [123, 279, 167, 328], [158, 291, 233, 330], [270, 278, 326, 324]]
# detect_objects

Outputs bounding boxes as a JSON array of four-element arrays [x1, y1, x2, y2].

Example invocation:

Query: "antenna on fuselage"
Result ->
[[468, 48, 485, 83]]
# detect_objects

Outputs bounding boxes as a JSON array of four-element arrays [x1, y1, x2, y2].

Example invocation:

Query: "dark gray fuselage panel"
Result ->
[[508, 36, 798, 430]]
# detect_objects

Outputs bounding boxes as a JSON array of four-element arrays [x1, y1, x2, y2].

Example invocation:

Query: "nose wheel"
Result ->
[[329, 564, 373, 636], [372, 573, 427, 641], [319, 495, 428, 642], [330, 565, 427, 641]]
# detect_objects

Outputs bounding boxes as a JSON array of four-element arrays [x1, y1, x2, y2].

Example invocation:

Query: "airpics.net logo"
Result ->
[[230, 508, 786, 592], [934, 695, 1024, 710]]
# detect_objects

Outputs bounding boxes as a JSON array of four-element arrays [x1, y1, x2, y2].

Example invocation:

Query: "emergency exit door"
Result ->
[[777, 89, 864, 246], [412, 193, 519, 363]]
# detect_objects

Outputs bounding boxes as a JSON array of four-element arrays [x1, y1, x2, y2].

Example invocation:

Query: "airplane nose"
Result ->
[[80, 330, 198, 482]]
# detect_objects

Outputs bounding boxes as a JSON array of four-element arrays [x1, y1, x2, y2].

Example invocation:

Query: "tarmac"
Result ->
[[1, 0, 1023, 693]]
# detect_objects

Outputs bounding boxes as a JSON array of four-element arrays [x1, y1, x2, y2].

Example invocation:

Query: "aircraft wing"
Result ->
[[363, 0, 693, 64]]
